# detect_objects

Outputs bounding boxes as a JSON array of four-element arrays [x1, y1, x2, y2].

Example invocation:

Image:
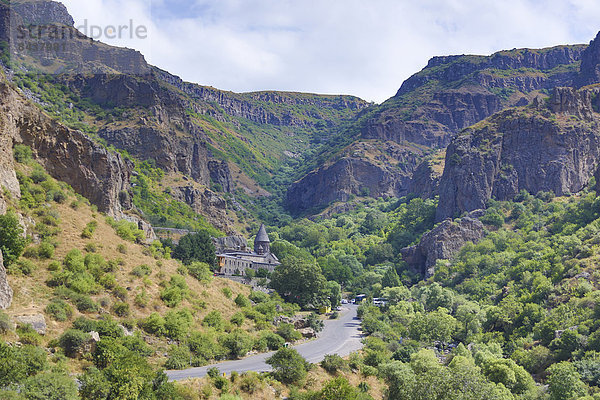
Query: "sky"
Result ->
[[59, 0, 600, 103]]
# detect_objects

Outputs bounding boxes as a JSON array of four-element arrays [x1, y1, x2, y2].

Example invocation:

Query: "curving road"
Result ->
[[166, 305, 363, 381]]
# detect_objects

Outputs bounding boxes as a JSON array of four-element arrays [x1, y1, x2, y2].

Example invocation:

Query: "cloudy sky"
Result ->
[[60, 0, 600, 103]]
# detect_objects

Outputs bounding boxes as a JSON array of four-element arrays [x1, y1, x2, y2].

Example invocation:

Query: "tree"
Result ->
[[0, 212, 27, 266], [318, 255, 353, 285], [266, 348, 308, 384], [221, 330, 253, 359], [21, 372, 78, 400], [382, 267, 401, 288], [172, 231, 216, 267], [547, 362, 587, 400], [270, 255, 329, 308]]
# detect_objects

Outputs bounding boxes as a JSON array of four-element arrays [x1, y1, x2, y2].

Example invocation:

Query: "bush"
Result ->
[[37, 241, 55, 259], [59, 329, 91, 358], [239, 371, 263, 394], [321, 354, 348, 374], [17, 325, 42, 345], [141, 313, 166, 336], [187, 261, 212, 282], [257, 331, 285, 351], [234, 294, 251, 308], [131, 264, 151, 277], [230, 312, 245, 326], [81, 221, 98, 239], [13, 144, 33, 164], [9, 259, 37, 276], [266, 348, 308, 384], [45, 299, 73, 322], [73, 294, 99, 313], [0, 311, 14, 333], [249, 291, 269, 304], [203, 311, 224, 331], [164, 345, 192, 370], [22, 372, 79, 400], [276, 323, 302, 342], [221, 330, 253, 359], [111, 302, 130, 317], [222, 287, 233, 298], [164, 309, 193, 340]]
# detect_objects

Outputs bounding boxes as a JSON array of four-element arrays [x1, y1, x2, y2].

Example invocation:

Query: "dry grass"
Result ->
[[175, 364, 385, 400]]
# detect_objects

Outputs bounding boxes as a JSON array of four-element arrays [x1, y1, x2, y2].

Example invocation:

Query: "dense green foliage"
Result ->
[[172, 231, 217, 267]]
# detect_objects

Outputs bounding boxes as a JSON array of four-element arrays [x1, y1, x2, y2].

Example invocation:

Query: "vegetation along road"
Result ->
[[166, 305, 363, 381]]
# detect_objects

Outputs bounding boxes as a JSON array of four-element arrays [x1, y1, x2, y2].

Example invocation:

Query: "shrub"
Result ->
[[47, 261, 60, 271], [81, 221, 98, 239], [321, 354, 348, 374], [207, 367, 220, 379], [45, 299, 74, 322], [73, 294, 99, 313], [13, 144, 33, 163], [17, 325, 42, 345], [0, 311, 14, 333], [234, 294, 251, 308], [276, 323, 302, 342], [59, 329, 91, 358], [187, 261, 212, 282], [266, 348, 308, 384], [256, 331, 285, 351], [221, 330, 253, 359], [164, 309, 193, 340], [9, 259, 37, 276], [203, 311, 224, 331], [222, 287, 233, 298], [239, 371, 263, 394], [164, 345, 192, 370], [37, 241, 55, 259], [22, 372, 79, 400], [141, 313, 166, 335], [112, 302, 130, 317], [249, 291, 269, 303], [116, 244, 127, 254], [230, 312, 245, 326], [131, 264, 151, 277]]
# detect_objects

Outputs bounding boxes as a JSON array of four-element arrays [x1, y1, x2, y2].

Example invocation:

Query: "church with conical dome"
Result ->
[[216, 224, 281, 276]]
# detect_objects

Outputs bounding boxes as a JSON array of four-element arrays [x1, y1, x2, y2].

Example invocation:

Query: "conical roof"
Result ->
[[255, 224, 270, 243]]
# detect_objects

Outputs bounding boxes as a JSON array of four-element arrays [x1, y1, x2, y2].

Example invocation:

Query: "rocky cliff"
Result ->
[[0, 80, 134, 217], [287, 44, 586, 214], [0, 249, 12, 310], [401, 213, 486, 278], [437, 86, 600, 221]]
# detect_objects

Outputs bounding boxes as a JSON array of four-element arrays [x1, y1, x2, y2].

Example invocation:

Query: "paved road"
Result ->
[[166, 305, 363, 381]]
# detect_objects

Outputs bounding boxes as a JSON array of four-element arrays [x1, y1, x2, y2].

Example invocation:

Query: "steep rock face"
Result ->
[[408, 155, 444, 199], [170, 185, 235, 234], [287, 156, 411, 214], [0, 81, 133, 217], [155, 69, 368, 127], [213, 235, 248, 253], [0, 249, 13, 310], [208, 160, 233, 193], [288, 45, 586, 214], [401, 215, 485, 278], [576, 31, 600, 87], [437, 87, 600, 221], [10, 0, 74, 26]]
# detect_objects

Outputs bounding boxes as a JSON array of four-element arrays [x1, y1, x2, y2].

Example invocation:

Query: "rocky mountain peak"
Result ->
[[576, 31, 600, 87]]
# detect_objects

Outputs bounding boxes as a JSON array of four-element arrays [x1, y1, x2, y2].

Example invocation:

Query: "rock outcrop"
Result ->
[[402, 215, 486, 278], [408, 153, 445, 199], [0, 250, 13, 310], [287, 157, 411, 214], [15, 314, 46, 334], [170, 185, 235, 234], [213, 235, 248, 253], [0, 82, 134, 217], [576, 31, 600, 87], [437, 87, 600, 221]]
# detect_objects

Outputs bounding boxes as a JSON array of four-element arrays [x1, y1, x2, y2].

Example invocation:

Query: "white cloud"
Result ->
[[59, 0, 600, 103]]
